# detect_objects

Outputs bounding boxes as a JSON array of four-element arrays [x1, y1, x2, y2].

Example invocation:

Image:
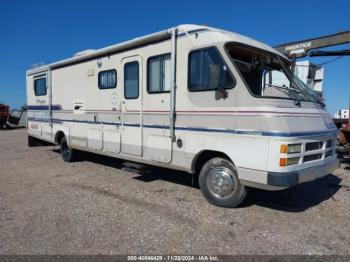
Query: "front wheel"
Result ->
[[60, 137, 77, 162], [199, 157, 247, 207]]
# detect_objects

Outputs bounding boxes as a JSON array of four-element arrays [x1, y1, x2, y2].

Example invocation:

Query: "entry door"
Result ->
[[32, 74, 52, 139], [121, 56, 142, 156]]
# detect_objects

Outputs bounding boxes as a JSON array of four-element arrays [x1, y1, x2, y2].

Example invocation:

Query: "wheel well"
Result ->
[[192, 150, 231, 174], [54, 131, 65, 145]]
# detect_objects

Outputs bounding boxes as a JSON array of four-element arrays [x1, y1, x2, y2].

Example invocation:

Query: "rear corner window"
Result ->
[[34, 78, 47, 96], [98, 69, 117, 89], [188, 47, 235, 92]]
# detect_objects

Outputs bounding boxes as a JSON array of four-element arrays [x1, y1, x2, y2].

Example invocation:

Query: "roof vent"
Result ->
[[73, 49, 96, 57]]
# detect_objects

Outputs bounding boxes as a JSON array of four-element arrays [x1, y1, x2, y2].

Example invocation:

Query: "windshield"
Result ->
[[226, 44, 324, 106]]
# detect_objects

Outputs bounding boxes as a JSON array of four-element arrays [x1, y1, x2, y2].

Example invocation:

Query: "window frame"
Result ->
[[98, 69, 117, 90], [34, 77, 47, 96], [147, 52, 171, 94], [187, 46, 236, 92], [124, 61, 139, 100], [224, 41, 297, 102]]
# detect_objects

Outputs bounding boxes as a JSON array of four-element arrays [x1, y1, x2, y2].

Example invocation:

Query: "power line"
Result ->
[[294, 55, 344, 67], [317, 55, 344, 65]]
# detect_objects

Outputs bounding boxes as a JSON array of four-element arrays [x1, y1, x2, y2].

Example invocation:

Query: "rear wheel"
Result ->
[[60, 137, 77, 162], [199, 157, 247, 207]]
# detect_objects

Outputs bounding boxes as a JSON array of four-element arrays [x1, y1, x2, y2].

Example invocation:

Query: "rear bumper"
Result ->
[[267, 157, 339, 187]]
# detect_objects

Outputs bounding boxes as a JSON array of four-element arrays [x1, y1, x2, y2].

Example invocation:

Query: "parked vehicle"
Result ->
[[26, 24, 339, 207], [0, 104, 9, 129], [337, 101, 350, 157], [6, 109, 27, 129]]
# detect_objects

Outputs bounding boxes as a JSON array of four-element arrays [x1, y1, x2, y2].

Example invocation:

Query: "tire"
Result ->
[[199, 157, 247, 208], [60, 136, 77, 162]]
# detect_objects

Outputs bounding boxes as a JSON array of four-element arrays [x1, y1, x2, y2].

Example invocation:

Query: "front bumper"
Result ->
[[267, 157, 339, 187]]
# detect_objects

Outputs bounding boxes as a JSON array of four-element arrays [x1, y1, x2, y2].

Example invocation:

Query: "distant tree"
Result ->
[[20, 104, 27, 111]]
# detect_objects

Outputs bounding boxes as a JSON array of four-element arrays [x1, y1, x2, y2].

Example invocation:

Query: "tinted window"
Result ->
[[124, 62, 139, 99], [188, 47, 234, 91], [34, 78, 47, 96], [98, 69, 117, 89], [147, 54, 171, 93]]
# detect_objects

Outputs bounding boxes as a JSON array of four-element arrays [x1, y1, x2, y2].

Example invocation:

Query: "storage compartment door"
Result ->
[[87, 129, 103, 150], [103, 130, 121, 153], [146, 135, 172, 163]]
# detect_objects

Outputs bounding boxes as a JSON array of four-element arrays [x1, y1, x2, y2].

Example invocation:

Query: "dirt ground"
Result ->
[[0, 128, 349, 255]]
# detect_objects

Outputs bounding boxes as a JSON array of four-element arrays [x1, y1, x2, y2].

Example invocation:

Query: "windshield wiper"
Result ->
[[265, 83, 302, 106], [276, 56, 325, 107], [277, 55, 326, 108]]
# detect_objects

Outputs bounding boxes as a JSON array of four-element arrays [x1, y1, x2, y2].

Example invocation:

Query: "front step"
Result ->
[[122, 161, 150, 174]]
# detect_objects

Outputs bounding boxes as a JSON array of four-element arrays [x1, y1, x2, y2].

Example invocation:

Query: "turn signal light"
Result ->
[[280, 145, 288, 154], [279, 158, 287, 167], [280, 144, 302, 154]]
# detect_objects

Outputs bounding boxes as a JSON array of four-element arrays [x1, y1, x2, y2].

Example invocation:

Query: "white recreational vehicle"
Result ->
[[26, 24, 339, 207]]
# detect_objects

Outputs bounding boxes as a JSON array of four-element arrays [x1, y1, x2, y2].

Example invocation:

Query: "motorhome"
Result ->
[[26, 24, 339, 207]]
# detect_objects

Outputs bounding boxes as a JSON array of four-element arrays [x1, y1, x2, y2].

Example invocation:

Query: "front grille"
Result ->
[[325, 150, 333, 158], [305, 142, 323, 151], [303, 153, 322, 162], [284, 139, 336, 166], [326, 140, 333, 148]]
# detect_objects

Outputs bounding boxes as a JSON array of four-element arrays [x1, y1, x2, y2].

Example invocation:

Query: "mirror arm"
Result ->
[[215, 86, 228, 100]]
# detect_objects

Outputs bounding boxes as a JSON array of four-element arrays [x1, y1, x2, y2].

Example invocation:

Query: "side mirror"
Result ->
[[215, 88, 228, 100], [209, 64, 228, 100]]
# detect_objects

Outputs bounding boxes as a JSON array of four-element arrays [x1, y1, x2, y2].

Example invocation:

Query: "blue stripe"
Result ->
[[27, 117, 338, 138], [27, 117, 117, 126], [27, 105, 61, 111], [260, 130, 337, 137]]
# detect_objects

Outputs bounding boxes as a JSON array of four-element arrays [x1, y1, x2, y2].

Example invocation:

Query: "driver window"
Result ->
[[188, 47, 235, 92]]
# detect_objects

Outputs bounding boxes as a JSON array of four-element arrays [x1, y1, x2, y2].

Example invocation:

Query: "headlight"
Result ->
[[280, 144, 302, 154], [279, 157, 300, 166], [287, 144, 302, 154]]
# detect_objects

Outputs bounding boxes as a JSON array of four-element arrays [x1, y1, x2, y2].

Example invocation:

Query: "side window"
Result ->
[[147, 53, 171, 93], [188, 47, 235, 91], [98, 69, 117, 89], [124, 62, 139, 99], [34, 78, 47, 96]]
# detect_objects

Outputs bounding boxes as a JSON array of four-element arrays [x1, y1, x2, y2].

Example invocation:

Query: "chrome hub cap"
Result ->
[[207, 167, 235, 199]]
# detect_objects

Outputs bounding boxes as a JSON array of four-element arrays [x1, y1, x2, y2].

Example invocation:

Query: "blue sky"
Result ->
[[1, 0, 349, 114]]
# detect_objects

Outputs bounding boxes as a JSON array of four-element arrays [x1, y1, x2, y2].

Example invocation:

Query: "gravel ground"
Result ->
[[0, 128, 349, 255]]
